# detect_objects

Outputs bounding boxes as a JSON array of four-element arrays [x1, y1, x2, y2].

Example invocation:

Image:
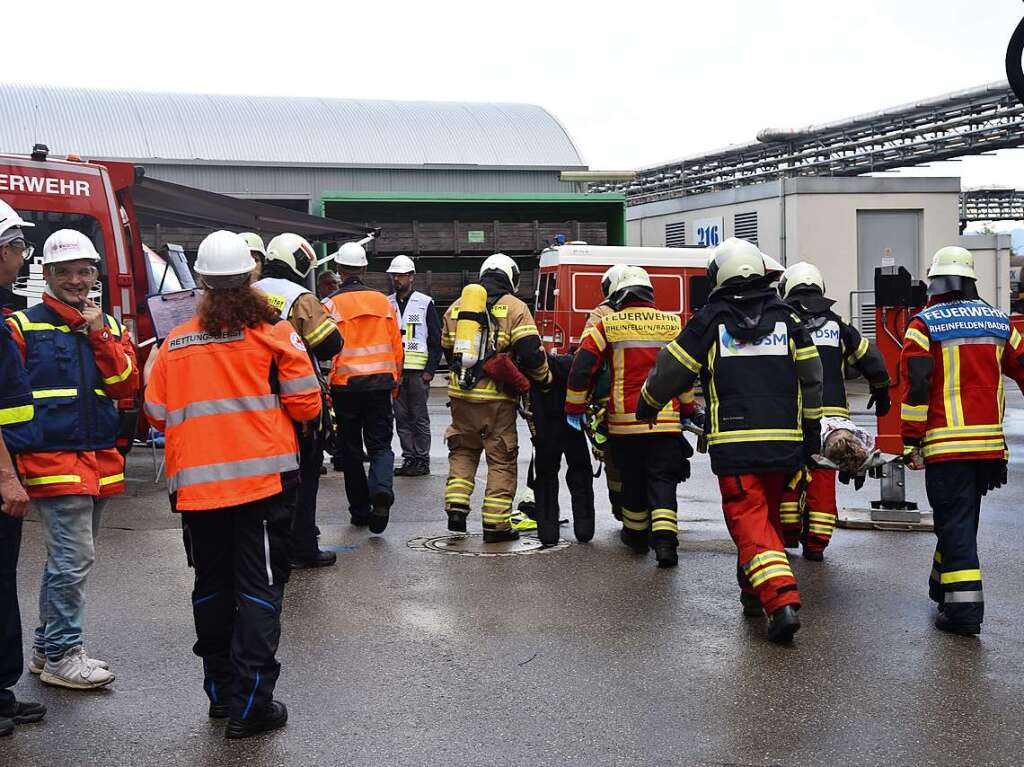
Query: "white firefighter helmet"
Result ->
[[613, 265, 653, 292], [193, 230, 255, 280], [0, 199, 33, 241], [927, 246, 976, 280], [386, 255, 416, 274], [335, 241, 368, 268], [479, 253, 520, 291], [762, 253, 785, 279], [601, 263, 628, 297], [708, 237, 766, 294], [266, 233, 317, 279], [779, 261, 825, 298], [238, 232, 267, 257], [42, 229, 101, 266]]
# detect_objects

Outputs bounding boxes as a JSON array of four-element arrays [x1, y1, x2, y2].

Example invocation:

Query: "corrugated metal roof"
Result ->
[[0, 84, 586, 170]]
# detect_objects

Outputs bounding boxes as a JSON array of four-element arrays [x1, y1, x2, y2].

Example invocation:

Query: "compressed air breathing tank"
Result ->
[[453, 283, 488, 378]]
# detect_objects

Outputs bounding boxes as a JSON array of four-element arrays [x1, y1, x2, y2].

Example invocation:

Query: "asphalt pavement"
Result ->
[[3, 386, 1023, 766]]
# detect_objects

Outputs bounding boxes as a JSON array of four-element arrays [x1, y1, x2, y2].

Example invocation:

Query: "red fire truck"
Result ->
[[1, 145, 153, 449], [0, 145, 152, 343], [533, 243, 710, 353]]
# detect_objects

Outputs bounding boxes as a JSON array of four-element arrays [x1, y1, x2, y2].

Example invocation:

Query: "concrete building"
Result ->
[[959, 232, 1014, 313], [623, 176, 1002, 324], [0, 84, 625, 305]]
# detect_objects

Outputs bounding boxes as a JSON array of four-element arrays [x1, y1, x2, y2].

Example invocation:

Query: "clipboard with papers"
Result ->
[[146, 289, 204, 343]]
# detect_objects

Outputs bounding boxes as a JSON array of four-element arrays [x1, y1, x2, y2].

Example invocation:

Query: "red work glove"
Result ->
[[481, 353, 531, 395]]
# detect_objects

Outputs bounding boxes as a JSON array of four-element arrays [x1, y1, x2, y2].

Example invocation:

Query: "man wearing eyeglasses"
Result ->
[[5, 227, 139, 690]]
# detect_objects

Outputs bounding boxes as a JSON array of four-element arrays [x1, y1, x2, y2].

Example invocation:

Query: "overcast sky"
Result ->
[[5, 1, 1023, 207]]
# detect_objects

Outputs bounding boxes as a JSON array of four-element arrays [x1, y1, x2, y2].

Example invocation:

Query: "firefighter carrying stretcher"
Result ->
[[639, 238, 823, 643], [899, 245, 1024, 636], [566, 266, 695, 568], [777, 261, 891, 561]]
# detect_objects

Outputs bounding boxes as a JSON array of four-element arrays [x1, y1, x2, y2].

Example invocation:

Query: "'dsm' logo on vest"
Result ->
[[719, 322, 789, 358], [810, 320, 841, 348]]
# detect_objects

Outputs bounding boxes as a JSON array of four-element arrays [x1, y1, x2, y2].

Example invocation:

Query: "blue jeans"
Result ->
[[33, 495, 106, 660]]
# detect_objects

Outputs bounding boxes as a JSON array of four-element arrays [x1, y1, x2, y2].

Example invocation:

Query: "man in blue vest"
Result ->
[[387, 256, 441, 477], [0, 198, 46, 733], [5, 229, 138, 689]]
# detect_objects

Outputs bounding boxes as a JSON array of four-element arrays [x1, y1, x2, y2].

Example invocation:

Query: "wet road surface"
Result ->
[[4, 387, 1023, 766]]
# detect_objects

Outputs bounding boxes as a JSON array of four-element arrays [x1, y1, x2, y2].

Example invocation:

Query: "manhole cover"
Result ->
[[407, 533, 570, 557]]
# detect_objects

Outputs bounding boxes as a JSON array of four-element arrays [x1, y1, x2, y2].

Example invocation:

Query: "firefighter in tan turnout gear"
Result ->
[[441, 254, 551, 542]]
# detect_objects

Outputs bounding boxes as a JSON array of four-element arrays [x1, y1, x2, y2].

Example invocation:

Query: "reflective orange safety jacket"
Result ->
[[322, 278, 403, 391], [6, 293, 139, 499], [144, 316, 321, 511]]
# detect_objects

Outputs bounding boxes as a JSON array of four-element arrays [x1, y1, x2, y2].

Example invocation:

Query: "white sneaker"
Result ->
[[39, 646, 115, 689], [31, 647, 109, 675]]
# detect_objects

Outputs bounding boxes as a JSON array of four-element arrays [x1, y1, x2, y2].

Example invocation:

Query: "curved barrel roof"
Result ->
[[0, 84, 586, 170]]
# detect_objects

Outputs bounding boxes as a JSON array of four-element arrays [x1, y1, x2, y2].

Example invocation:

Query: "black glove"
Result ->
[[680, 434, 694, 460], [690, 409, 706, 430], [866, 388, 892, 418], [635, 398, 659, 423], [803, 422, 821, 465]]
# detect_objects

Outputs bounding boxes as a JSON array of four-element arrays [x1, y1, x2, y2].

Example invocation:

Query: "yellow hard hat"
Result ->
[[927, 246, 975, 280]]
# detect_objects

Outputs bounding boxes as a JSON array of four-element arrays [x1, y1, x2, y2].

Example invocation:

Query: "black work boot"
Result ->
[[935, 612, 981, 636], [573, 513, 595, 544], [618, 527, 650, 554], [349, 511, 370, 527], [447, 510, 468, 533], [740, 591, 763, 617], [802, 546, 824, 562], [394, 461, 413, 477], [482, 528, 520, 543], [225, 700, 288, 740], [290, 549, 337, 569], [209, 703, 230, 719], [766, 605, 801, 644], [369, 493, 391, 534], [0, 700, 46, 724], [652, 536, 678, 568], [0, 718, 11, 737], [407, 460, 430, 477]]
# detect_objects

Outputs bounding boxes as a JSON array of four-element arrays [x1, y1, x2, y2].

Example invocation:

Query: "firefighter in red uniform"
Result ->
[[899, 246, 1024, 636], [566, 266, 694, 568], [778, 261, 891, 560], [639, 239, 823, 643]]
